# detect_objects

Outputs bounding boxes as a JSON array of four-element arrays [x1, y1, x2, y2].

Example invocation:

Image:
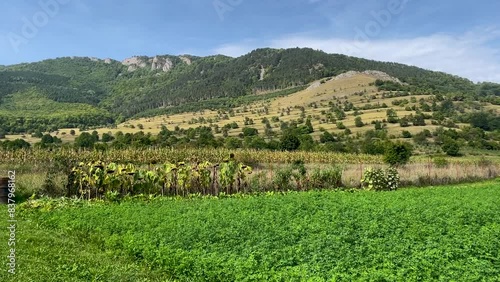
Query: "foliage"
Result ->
[[442, 138, 461, 156], [67, 158, 253, 199], [242, 127, 259, 137], [0, 138, 31, 150], [279, 131, 301, 151], [469, 111, 500, 131], [360, 166, 400, 191], [354, 116, 364, 127], [383, 141, 413, 166], [309, 165, 343, 189], [74, 132, 97, 149]]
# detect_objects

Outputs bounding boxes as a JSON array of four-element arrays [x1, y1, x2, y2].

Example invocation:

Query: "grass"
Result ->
[[0, 215, 169, 281], [3, 180, 499, 281]]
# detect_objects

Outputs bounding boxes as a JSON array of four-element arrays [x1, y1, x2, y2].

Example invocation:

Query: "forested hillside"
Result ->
[[0, 48, 498, 134]]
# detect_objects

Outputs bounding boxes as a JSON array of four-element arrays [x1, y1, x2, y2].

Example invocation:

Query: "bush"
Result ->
[[273, 167, 293, 191], [280, 132, 300, 151], [242, 127, 259, 137], [383, 141, 413, 166], [442, 139, 460, 156], [74, 132, 96, 149], [361, 167, 399, 191], [401, 131, 412, 138], [355, 117, 364, 127], [310, 165, 343, 189]]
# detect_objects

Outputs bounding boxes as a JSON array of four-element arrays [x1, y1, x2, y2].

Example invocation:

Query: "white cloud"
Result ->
[[212, 27, 500, 83]]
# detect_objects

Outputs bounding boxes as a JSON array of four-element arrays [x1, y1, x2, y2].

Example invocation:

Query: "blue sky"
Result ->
[[0, 0, 499, 82]]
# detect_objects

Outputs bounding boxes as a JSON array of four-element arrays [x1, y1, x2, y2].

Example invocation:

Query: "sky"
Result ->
[[0, 0, 499, 83]]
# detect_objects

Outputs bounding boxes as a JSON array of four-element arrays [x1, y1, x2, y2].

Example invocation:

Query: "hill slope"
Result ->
[[0, 48, 498, 134]]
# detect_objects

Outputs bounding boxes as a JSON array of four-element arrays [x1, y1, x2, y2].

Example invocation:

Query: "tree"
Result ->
[[401, 131, 412, 138], [1, 139, 30, 150], [74, 132, 96, 149], [225, 137, 242, 149], [230, 122, 239, 129], [280, 132, 300, 151], [91, 131, 99, 142], [399, 117, 410, 127], [383, 141, 413, 166], [101, 133, 115, 143], [40, 134, 54, 145], [245, 136, 267, 150], [32, 130, 44, 138], [386, 109, 399, 123], [355, 116, 364, 127], [298, 134, 315, 151], [305, 118, 314, 133], [413, 114, 426, 126], [470, 112, 496, 131], [320, 131, 336, 143], [442, 138, 460, 156], [242, 127, 258, 137], [69, 129, 76, 136], [362, 140, 386, 155], [264, 127, 274, 137]]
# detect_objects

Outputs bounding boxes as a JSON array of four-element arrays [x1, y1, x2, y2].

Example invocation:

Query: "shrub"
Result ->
[[361, 167, 399, 191], [242, 127, 259, 137], [273, 167, 293, 191], [401, 131, 412, 138], [280, 132, 300, 151], [74, 132, 97, 149], [355, 117, 364, 127], [310, 165, 343, 189], [383, 141, 413, 166], [442, 139, 460, 156]]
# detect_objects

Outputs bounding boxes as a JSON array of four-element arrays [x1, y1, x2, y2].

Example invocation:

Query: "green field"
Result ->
[[1, 180, 499, 281]]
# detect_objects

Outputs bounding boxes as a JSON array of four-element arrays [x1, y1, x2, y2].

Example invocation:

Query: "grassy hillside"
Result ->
[[31, 72, 497, 155]]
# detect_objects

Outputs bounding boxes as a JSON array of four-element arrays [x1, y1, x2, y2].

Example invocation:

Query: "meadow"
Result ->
[[1, 180, 499, 281]]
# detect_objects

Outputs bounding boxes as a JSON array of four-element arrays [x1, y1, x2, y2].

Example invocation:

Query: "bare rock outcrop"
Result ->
[[122, 56, 176, 72], [151, 56, 174, 72], [179, 56, 192, 65]]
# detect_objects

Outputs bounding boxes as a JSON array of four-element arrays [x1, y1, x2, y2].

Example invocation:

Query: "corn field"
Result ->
[[0, 148, 384, 165]]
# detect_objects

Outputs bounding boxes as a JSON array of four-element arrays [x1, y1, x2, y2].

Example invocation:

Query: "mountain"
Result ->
[[0, 48, 498, 134]]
